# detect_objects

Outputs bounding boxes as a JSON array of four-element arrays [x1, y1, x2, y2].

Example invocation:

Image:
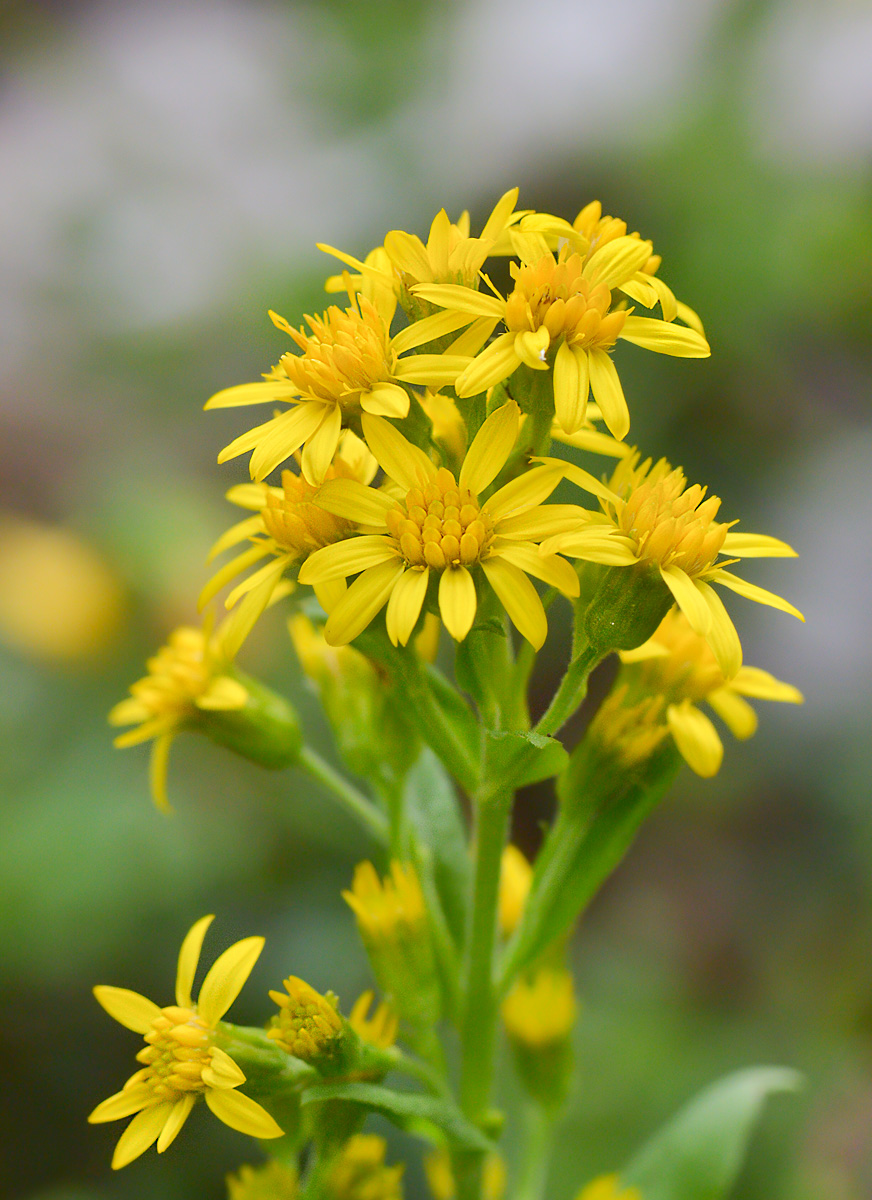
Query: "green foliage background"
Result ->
[[1, 1, 869, 1198]]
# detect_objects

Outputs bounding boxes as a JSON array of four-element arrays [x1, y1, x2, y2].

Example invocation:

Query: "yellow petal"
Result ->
[[207, 515, 265, 563], [88, 1084, 154, 1124], [298, 536, 397, 585], [324, 560, 405, 645], [533, 456, 620, 506], [712, 570, 805, 622], [360, 382, 411, 418], [497, 503, 596, 540], [675, 299, 705, 335], [392, 309, 476, 354], [660, 566, 712, 636], [487, 466, 565, 521], [249, 403, 329, 482], [438, 566, 477, 642], [360, 413, 436, 490], [697, 580, 743, 679], [204, 1088, 284, 1138], [666, 701, 723, 777], [459, 400, 520, 495], [314, 478, 393, 525], [149, 733, 175, 814], [720, 532, 798, 558], [156, 1094, 196, 1153], [202, 1046, 246, 1090], [220, 571, 287, 660], [197, 936, 265, 1026], [411, 283, 504, 318], [225, 556, 290, 610], [619, 316, 710, 357], [393, 354, 472, 387], [492, 542, 579, 597], [385, 567, 430, 646], [553, 342, 590, 434], [384, 229, 432, 279], [588, 349, 629, 441], [205, 381, 297, 409], [584, 235, 653, 289], [481, 557, 547, 649], [514, 326, 551, 371], [542, 531, 637, 565], [197, 676, 249, 712], [93, 986, 161, 1034], [456, 334, 520, 398], [198, 544, 272, 611], [301, 404, 342, 486], [113, 717, 175, 749], [216, 412, 287, 465], [111, 1103, 174, 1169], [314, 577, 347, 612], [175, 915, 215, 1008], [730, 666, 803, 704], [447, 316, 500, 357], [549, 423, 630, 460], [481, 186, 520, 240], [706, 688, 758, 740]]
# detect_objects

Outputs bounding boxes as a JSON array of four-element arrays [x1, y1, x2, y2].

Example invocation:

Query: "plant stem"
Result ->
[[297, 746, 389, 843], [514, 1102, 555, 1200], [534, 643, 602, 737]]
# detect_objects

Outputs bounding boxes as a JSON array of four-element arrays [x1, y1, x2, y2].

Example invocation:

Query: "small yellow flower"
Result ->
[[298, 399, 580, 649], [108, 621, 248, 811], [501, 967, 577, 1048], [542, 450, 804, 677], [585, 688, 670, 769], [498, 844, 533, 938], [575, 1176, 641, 1200], [88, 916, 282, 1169], [207, 293, 468, 486], [227, 1161, 299, 1200], [199, 431, 378, 644], [348, 990, 398, 1050], [267, 976, 344, 1063], [424, 1148, 506, 1200], [618, 608, 803, 776], [327, 1135, 404, 1200], [413, 226, 709, 440]]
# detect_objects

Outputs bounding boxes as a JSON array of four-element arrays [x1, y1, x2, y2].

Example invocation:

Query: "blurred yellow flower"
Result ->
[[327, 1135, 404, 1200], [575, 1176, 641, 1200], [89, 915, 282, 1169], [299, 400, 580, 649], [498, 844, 533, 938], [109, 621, 248, 810], [348, 990, 398, 1050], [424, 1148, 506, 1200], [227, 1161, 299, 1200], [501, 966, 577, 1048], [543, 450, 804, 677]]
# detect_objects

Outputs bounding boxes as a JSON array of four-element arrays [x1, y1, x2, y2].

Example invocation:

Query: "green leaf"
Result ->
[[301, 1082, 494, 1152], [483, 730, 568, 791], [621, 1067, 803, 1200], [404, 748, 470, 948]]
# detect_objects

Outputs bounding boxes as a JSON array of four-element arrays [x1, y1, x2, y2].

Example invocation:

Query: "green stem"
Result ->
[[391, 1047, 452, 1097], [533, 643, 602, 737], [514, 1102, 555, 1200], [298, 746, 389, 843]]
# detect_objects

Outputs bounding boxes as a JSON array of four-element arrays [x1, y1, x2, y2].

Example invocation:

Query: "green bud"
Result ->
[[202, 667, 302, 769], [583, 563, 673, 654]]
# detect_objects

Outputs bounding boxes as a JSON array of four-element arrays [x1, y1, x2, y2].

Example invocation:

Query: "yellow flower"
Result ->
[[327, 1135, 404, 1200], [227, 1161, 299, 1200], [575, 1176, 641, 1200], [199, 431, 378, 644], [267, 976, 344, 1063], [348, 991, 398, 1050], [618, 608, 803, 777], [108, 621, 248, 811], [298, 399, 580, 649], [424, 1148, 506, 1200], [413, 229, 709, 440], [501, 967, 577, 1048], [542, 450, 804, 677], [498, 844, 533, 938], [88, 916, 282, 1169], [206, 293, 469, 486]]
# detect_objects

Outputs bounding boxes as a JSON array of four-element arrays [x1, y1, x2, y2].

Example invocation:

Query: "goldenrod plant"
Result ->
[[99, 191, 805, 1199]]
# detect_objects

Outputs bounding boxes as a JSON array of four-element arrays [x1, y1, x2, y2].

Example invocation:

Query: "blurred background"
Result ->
[[2, 0, 870, 1197]]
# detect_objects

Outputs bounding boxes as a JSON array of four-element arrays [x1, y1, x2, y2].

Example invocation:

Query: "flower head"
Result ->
[[424, 1149, 506, 1200], [109, 622, 248, 810], [299, 400, 581, 649], [327, 1135, 404, 1200], [227, 1161, 299, 1200], [89, 916, 282, 1169], [498, 844, 533, 938], [501, 967, 577, 1048], [617, 608, 803, 776], [413, 223, 709, 440], [267, 976, 344, 1064], [207, 296, 468, 486], [543, 450, 804, 677], [348, 991, 398, 1050]]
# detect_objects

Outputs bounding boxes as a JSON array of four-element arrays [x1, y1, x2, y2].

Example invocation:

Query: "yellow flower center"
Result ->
[[615, 457, 728, 578], [279, 298, 394, 409], [261, 470, 353, 555], [268, 977, 343, 1062], [134, 1005, 212, 1101], [131, 630, 214, 719], [385, 467, 493, 571], [503, 251, 627, 350]]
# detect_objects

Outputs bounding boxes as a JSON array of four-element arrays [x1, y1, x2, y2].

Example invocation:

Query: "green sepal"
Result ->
[[583, 563, 674, 654], [500, 743, 682, 989], [483, 730, 568, 794], [301, 1082, 495, 1153], [200, 668, 302, 769], [621, 1067, 803, 1200]]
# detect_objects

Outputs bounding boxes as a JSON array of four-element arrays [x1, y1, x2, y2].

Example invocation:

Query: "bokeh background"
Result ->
[[2, 0, 871, 1197]]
